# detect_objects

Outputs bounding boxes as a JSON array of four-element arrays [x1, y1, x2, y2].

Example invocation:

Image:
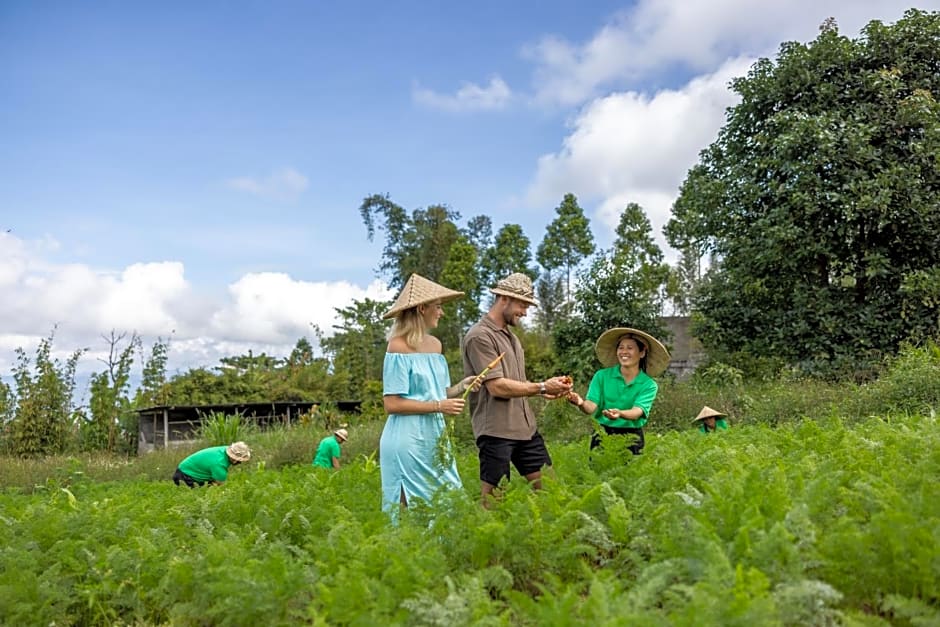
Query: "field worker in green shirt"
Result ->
[[567, 327, 670, 456], [172, 441, 251, 488], [313, 428, 348, 469], [693, 406, 729, 433]]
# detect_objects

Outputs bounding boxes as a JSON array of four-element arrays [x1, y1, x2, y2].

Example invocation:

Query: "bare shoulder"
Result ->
[[420, 334, 442, 353], [386, 336, 414, 354]]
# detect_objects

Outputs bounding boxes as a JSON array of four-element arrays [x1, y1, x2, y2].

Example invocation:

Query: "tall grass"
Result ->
[[196, 410, 258, 445], [2, 341, 937, 492]]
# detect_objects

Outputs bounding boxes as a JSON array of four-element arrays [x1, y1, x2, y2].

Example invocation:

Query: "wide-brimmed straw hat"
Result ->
[[692, 406, 727, 423], [490, 273, 538, 306], [382, 273, 465, 319], [334, 428, 348, 442], [226, 441, 251, 462], [594, 327, 670, 377]]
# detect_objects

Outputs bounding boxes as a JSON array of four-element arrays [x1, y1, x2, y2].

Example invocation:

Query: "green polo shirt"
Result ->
[[178, 446, 232, 483], [699, 418, 729, 433], [585, 366, 658, 429], [313, 435, 341, 468]]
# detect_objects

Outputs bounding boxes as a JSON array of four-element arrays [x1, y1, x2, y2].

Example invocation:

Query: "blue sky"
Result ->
[[1, 0, 935, 391]]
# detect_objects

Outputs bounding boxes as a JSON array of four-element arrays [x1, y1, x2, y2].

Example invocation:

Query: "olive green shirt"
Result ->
[[462, 315, 537, 440]]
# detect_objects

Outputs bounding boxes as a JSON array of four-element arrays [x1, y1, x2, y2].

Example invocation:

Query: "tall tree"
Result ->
[[439, 236, 481, 352], [533, 269, 567, 333], [0, 378, 12, 428], [665, 10, 940, 373], [6, 331, 83, 457], [481, 224, 537, 291], [135, 337, 170, 408], [359, 194, 463, 289], [536, 193, 595, 301], [86, 331, 140, 452], [665, 245, 703, 316], [320, 298, 391, 398], [464, 215, 493, 255]]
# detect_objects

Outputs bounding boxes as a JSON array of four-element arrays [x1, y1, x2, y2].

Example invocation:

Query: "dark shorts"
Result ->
[[172, 468, 206, 488], [476, 432, 552, 486], [590, 424, 644, 455]]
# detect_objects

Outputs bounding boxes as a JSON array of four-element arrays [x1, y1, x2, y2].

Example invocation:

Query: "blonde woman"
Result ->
[[380, 274, 477, 515]]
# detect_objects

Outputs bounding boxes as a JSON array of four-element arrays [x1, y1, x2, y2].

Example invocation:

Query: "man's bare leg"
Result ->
[[524, 470, 543, 490], [481, 481, 498, 508]]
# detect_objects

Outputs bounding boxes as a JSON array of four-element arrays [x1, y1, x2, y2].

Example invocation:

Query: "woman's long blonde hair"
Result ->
[[388, 305, 429, 349]]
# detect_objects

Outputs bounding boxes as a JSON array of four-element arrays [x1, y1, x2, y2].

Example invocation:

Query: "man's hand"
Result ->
[[539, 375, 574, 398]]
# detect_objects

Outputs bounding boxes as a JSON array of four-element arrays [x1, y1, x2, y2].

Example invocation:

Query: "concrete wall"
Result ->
[[661, 316, 706, 380]]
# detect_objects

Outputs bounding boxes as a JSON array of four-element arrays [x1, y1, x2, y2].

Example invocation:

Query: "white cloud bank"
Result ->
[[525, 0, 932, 107], [526, 56, 755, 254], [0, 231, 393, 382], [521, 0, 936, 255]]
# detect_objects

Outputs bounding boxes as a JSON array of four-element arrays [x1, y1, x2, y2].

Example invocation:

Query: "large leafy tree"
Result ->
[[666, 10, 940, 373], [536, 193, 596, 301], [360, 194, 537, 350], [554, 203, 671, 382], [359, 194, 463, 289]]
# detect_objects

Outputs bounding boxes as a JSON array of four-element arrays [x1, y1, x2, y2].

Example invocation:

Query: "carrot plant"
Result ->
[[1, 412, 937, 625]]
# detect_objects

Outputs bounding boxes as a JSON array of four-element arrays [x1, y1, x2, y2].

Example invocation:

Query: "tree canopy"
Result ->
[[665, 9, 940, 374], [536, 193, 595, 301]]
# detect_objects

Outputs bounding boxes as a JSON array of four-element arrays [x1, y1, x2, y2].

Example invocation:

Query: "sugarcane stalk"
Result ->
[[462, 352, 505, 399]]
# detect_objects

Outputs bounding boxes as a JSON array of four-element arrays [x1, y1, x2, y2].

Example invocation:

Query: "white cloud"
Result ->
[[412, 76, 513, 112], [209, 272, 393, 344], [526, 57, 754, 257], [525, 0, 933, 106], [225, 167, 309, 201], [0, 233, 394, 382]]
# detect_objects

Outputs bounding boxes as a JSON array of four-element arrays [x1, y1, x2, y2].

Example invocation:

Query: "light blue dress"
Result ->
[[380, 352, 462, 513]]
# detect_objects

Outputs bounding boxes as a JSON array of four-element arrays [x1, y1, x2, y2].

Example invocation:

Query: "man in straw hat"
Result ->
[[172, 441, 251, 488], [380, 274, 479, 515], [462, 272, 573, 506], [567, 327, 670, 456], [693, 406, 729, 433], [313, 428, 349, 469]]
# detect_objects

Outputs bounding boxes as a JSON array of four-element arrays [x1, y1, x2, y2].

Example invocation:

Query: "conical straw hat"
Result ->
[[692, 406, 727, 422], [382, 274, 465, 319], [594, 327, 670, 377]]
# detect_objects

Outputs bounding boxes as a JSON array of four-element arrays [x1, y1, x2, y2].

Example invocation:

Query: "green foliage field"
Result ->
[[1, 413, 938, 626]]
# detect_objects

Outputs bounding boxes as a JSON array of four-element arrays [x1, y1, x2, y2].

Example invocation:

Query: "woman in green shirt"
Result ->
[[567, 327, 670, 455]]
